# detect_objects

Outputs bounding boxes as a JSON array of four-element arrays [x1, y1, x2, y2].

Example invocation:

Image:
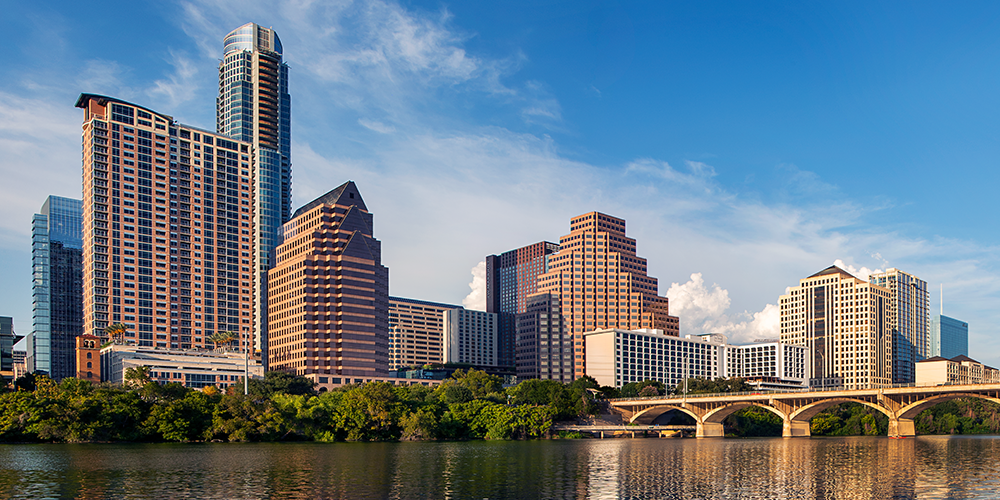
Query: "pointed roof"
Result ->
[[292, 181, 367, 219], [808, 265, 856, 279], [950, 355, 978, 363]]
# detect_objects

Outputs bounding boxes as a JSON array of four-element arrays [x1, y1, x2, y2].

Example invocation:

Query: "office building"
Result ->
[[76, 94, 255, 351], [515, 292, 572, 382], [1, 317, 21, 382], [267, 181, 389, 384], [486, 241, 559, 367], [917, 355, 999, 385], [536, 212, 679, 379], [930, 314, 968, 359], [584, 329, 723, 389], [443, 309, 498, 366], [780, 265, 892, 389], [75, 334, 101, 383], [101, 343, 262, 389], [218, 23, 292, 357], [725, 340, 810, 390], [389, 296, 460, 369], [869, 268, 929, 383], [29, 196, 84, 379]]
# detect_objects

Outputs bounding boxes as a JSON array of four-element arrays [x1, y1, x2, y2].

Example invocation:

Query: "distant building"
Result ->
[[11, 350, 26, 380], [444, 309, 498, 366], [389, 297, 460, 369], [101, 343, 262, 389], [30, 195, 84, 380], [869, 268, 929, 383], [75, 334, 102, 383], [930, 314, 968, 359], [515, 292, 571, 382], [1, 317, 22, 383], [267, 181, 390, 384], [916, 355, 999, 385], [725, 340, 810, 390]]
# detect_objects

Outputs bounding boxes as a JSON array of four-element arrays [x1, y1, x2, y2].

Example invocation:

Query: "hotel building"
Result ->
[[29, 196, 84, 379], [443, 309, 498, 366], [930, 314, 968, 359], [725, 341, 810, 390], [869, 268, 929, 383], [389, 296, 460, 369], [76, 94, 255, 351], [266, 181, 390, 383], [780, 266, 892, 389], [916, 355, 999, 385], [218, 23, 292, 357], [536, 212, 679, 379]]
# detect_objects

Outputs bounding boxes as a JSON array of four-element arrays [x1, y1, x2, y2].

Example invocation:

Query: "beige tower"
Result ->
[[536, 212, 678, 379]]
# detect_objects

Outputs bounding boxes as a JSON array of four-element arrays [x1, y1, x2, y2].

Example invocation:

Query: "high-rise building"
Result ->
[[389, 297, 461, 369], [869, 268, 929, 383], [267, 181, 389, 383], [76, 94, 255, 351], [29, 196, 84, 380], [779, 266, 892, 389], [930, 314, 968, 359], [0, 317, 22, 382], [218, 23, 292, 357], [535, 212, 679, 379], [443, 309, 498, 366], [486, 241, 559, 367], [515, 292, 570, 382]]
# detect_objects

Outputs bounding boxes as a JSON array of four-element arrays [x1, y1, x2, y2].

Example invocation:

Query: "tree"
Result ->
[[104, 322, 129, 343], [248, 371, 317, 398], [209, 331, 237, 350], [620, 379, 665, 398], [124, 366, 152, 388]]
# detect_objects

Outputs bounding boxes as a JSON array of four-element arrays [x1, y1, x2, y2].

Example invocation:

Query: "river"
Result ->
[[1, 436, 998, 499]]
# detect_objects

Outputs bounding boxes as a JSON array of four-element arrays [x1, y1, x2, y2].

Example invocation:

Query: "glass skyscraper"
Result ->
[[217, 23, 292, 358], [29, 196, 83, 379], [930, 314, 968, 359]]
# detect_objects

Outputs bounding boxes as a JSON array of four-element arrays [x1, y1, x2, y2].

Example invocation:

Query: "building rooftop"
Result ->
[[807, 265, 856, 279], [291, 181, 366, 219]]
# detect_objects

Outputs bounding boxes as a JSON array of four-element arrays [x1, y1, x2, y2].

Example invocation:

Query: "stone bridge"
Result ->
[[609, 383, 1000, 438]]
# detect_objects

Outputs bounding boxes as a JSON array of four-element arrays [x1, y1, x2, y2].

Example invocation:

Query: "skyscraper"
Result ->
[[535, 212, 679, 380], [76, 94, 255, 351], [218, 23, 292, 356], [779, 266, 892, 389], [930, 314, 968, 359], [267, 181, 389, 383], [29, 196, 84, 379], [485, 241, 559, 367], [389, 297, 461, 369], [869, 268, 929, 384], [443, 309, 498, 366]]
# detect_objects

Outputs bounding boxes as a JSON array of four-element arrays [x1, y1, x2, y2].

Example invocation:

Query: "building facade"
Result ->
[[267, 181, 390, 384], [486, 241, 559, 368], [218, 23, 292, 357], [75, 334, 102, 383], [389, 296, 460, 369], [930, 314, 968, 359], [536, 212, 680, 380], [443, 309, 498, 366], [29, 196, 84, 379], [725, 340, 810, 390], [780, 266, 893, 389], [76, 94, 255, 351], [869, 268, 929, 383], [916, 355, 999, 385], [584, 329, 723, 389], [0, 317, 21, 382], [515, 292, 572, 382], [101, 343, 262, 389]]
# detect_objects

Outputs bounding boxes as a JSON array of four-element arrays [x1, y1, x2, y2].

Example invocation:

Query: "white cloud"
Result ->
[[832, 258, 883, 281], [358, 118, 396, 134], [146, 49, 201, 110], [666, 273, 779, 344], [463, 261, 486, 311]]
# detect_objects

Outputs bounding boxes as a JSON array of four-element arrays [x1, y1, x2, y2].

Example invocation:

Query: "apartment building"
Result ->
[[389, 296, 460, 369]]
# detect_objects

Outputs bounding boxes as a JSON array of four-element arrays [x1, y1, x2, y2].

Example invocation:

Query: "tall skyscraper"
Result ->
[[76, 94, 255, 351], [779, 266, 892, 389], [930, 314, 968, 359], [267, 181, 389, 383], [869, 268, 929, 383], [218, 23, 292, 356], [29, 196, 84, 379], [443, 309, 498, 366], [485, 241, 559, 367], [514, 292, 569, 381], [389, 297, 461, 369], [535, 212, 679, 380]]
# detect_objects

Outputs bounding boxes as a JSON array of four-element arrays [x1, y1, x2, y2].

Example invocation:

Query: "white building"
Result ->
[[725, 340, 810, 390], [916, 355, 1000, 386], [443, 309, 498, 366], [101, 343, 263, 390]]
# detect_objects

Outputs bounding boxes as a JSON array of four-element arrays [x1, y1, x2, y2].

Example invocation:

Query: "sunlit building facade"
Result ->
[[869, 268, 929, 383], [389, 297, 460, 369]]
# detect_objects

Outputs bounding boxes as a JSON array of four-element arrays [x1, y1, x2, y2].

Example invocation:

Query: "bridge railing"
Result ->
[[608, 381, 985, 403]]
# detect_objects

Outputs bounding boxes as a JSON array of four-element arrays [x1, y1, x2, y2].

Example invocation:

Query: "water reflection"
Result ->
[[0, 436, 999, 499]]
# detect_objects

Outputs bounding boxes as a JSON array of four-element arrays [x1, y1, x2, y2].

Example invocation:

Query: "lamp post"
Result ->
[[243, 326, 249, 396]]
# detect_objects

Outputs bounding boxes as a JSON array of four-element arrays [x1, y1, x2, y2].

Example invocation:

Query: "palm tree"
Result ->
[[209, 331, 237, 351], [104, 322, 128, 344]]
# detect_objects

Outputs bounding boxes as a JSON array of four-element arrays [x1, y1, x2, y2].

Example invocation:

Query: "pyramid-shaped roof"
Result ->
[[808, 265, 856, 279], [292, 181, 367, 219]]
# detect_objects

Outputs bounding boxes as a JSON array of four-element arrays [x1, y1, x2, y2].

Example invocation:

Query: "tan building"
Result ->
[[869, 268, 929, 383], [389, 297, 460, 369], [267, 181, 390, 385], [75, 334, 102, 383], [536, 212, 679, 379], [916, 355, 1000, 385], [101, 343, 262, 390], [76, 94, 255, 351], [780, 266, 893, 389]]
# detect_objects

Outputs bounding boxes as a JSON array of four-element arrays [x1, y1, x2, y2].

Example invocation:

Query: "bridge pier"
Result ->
[[696, 421, 725, 438], [783, 419, 811, 438], [888, 418, 915, 438]]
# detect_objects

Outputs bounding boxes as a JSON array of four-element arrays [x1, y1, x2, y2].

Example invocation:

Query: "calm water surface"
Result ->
[[1, 436, 998, 499]]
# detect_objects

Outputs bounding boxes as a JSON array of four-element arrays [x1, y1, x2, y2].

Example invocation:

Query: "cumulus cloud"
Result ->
[[666, 273, 779, 344], [832, 259, 883, 281], [463, 261, 486, 311]]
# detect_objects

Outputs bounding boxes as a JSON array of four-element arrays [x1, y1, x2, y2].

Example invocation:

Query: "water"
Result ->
[[1, 436, 999, 499]]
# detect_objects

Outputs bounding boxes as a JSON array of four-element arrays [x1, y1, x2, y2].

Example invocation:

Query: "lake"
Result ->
[[1, 436, 999, 499]]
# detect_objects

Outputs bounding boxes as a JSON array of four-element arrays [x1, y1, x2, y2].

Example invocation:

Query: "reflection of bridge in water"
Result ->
[[609, 383, 1000, 438]]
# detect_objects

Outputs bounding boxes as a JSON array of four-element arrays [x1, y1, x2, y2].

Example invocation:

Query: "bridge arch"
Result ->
[[788, 397, 893, 424], [702, 402, 787, 424], [898, 393, 1000, 420], [630, 405, 700, 425]]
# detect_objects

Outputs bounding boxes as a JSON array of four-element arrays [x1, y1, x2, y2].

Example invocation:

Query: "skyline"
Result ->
[[2, 1, 1000, 365]]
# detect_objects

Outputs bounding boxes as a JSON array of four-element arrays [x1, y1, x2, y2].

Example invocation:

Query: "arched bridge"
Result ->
[[609, 384, 1000, 438]]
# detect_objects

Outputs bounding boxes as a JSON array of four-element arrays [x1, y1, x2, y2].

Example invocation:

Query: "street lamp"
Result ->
[[243, 326, 249, 395]]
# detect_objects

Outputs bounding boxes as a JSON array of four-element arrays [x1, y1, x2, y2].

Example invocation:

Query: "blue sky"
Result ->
[[1, 1, 999, 364]]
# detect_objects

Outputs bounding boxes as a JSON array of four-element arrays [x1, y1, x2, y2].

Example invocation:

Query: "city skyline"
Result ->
[[3, 2, 1000, 367]]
